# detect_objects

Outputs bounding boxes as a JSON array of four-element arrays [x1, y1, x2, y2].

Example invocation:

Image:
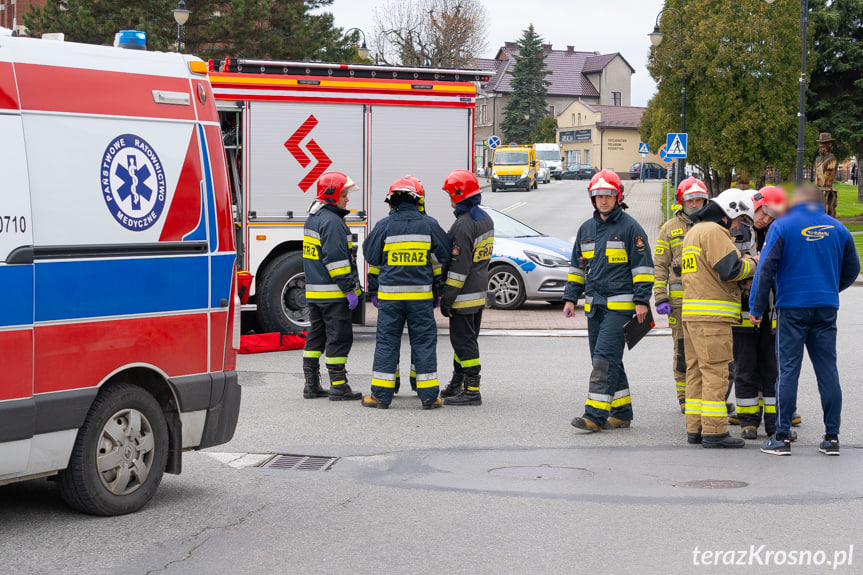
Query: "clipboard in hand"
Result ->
[[624, 308, 654, 350]]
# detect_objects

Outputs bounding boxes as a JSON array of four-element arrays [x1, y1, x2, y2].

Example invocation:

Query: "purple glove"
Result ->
[[345, 291, 359, 310], [656, 301, 672, 316], [371, 295, 379, 308]]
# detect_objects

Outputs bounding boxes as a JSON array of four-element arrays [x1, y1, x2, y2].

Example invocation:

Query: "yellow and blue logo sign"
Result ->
[[801, 225, 834, 242]]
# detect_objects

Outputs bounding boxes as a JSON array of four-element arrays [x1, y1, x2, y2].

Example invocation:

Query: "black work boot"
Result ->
[[303, 367, 328, 399], [444, 375, 481, 406], [702, 432, 745, 449], [440, 373, 464, 398], [327, 367, 362, 401]]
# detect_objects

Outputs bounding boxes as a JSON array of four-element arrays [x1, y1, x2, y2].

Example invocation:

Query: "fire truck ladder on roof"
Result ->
[[208, 58, 492, 83]]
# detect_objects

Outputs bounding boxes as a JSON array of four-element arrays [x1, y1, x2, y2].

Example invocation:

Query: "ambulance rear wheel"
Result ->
[[257, 252, 310, 335], [57, 383, 169, 516]]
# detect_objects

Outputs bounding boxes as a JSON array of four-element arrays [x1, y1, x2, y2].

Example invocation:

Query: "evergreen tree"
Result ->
[[809, 0, 863, 201], [531, 116, 557, 144], [500, 24, 550, 144], [24, 0, 356, 62]]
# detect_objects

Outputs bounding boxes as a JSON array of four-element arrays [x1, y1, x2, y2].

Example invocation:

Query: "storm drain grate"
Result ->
[[675, 479, 749, 489], [260, 454, 338, 471]]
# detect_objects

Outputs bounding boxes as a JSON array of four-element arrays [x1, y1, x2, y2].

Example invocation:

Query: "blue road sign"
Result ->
[[488, 135, 501, 150], [666, 133, 688, 158], [638, 142, 650, 155], [658, 144, 674, 165]]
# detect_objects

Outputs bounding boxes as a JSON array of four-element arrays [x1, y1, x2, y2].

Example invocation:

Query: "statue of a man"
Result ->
[[814, 132, 838, 217]]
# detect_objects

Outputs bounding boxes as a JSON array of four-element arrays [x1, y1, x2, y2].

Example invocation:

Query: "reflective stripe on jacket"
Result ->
[[303, 204, 360, 303], [562, 205, 654, 316], [681, 221, 755, 324], [654, 212, 692, 305], [362, 203, 452, 300], [441, 211, 494, 314]]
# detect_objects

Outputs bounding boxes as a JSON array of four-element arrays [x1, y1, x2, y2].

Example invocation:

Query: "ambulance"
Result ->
[[0, 33, 241, 515], [209, 59, 488, 334]]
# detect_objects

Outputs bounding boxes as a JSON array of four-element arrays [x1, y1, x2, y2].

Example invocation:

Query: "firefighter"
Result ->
[[302, 172, 363, 401], [731, 186, 794, 440], [564, 170, 655, 432], [367, 175, 441, 395], [681, 188, 757, 448], [438, 169, 494, 406], [654, 177, 709, 412], [362, 177, 452, 409]]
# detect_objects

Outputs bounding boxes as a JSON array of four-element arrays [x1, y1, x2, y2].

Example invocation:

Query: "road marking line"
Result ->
[[500, 202, 526, 213]]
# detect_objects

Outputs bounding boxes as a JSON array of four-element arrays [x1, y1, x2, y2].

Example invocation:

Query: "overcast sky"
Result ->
[[318, 0, 666, 107]]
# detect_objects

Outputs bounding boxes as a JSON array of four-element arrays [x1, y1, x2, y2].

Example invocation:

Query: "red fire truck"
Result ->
[[209, 59, 487, 334]]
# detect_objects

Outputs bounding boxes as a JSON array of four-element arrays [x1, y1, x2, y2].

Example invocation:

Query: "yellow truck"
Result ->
[[490, 145, 538, 192]]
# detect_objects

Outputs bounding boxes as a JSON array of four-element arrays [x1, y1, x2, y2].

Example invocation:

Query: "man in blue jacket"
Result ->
[[751, 186, 860, 456]]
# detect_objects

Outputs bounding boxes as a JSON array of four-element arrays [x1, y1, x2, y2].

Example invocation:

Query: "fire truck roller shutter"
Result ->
[[369, 105, 472, 230]]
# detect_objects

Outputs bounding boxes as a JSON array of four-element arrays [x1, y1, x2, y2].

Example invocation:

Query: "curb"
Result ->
[[855, 275, 863, 287]]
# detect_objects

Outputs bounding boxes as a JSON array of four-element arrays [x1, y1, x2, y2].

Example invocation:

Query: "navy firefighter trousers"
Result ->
[[584, 305, 634, 425]]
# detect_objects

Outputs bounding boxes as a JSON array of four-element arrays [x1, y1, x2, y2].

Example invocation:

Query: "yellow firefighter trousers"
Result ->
[[669, 306, 686, 404], [683, 321, 733, 436]]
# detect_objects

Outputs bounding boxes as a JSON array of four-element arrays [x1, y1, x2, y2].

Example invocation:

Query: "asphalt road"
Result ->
[[481, 177, 594, 242], [5, 286, 863, 574]]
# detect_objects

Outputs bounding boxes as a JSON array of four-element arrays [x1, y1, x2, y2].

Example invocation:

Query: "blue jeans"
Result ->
[[775, 307, 841, 436]]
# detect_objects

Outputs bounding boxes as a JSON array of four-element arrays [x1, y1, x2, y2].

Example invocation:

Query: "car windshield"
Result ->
[[579, 165, 593, 170], [540, 160, 547, 168], [494, 151, 529, 165], [630, 164, 641, 170], [536, 150, 559, 161], [480, 206, 543, 238]]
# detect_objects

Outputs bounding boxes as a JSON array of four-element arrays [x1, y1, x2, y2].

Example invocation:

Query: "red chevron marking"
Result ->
[[284, 115, 317, 168], [298, 139, 332, 193]]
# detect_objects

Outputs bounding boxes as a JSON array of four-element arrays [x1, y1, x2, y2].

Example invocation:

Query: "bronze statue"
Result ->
[[814, 132, 838, 217]]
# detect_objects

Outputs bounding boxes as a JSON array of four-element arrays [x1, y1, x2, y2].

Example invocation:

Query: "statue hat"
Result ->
[[817, 132, 836, 143]]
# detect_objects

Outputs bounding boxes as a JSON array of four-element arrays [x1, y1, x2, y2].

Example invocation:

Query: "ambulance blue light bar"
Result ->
[[115, 30, 147, 50]]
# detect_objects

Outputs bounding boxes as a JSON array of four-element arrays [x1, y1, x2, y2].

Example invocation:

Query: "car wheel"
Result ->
[[257, 252, 310, 335], [488, 264, 526, 310], [57, 383, 169, 516]]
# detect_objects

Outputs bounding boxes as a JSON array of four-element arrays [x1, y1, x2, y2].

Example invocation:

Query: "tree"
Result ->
[[641, 0, 809, 193], [372, 0, 488, 67], [24, 0, 358, 62], [809, 0, 863, 201], [500, 24, 551, 145], [531, 116, 557, 144]]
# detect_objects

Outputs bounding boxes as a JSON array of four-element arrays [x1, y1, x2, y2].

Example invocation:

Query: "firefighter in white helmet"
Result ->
[[653, 177, 709, 412], [680, 188, 757, 448]]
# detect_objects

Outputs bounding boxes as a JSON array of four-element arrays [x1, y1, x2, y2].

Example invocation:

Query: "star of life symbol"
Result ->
[[101, 134, 167, 231]]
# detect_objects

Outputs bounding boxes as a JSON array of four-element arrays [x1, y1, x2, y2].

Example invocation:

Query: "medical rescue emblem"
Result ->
[[101, 134, 166, 231]]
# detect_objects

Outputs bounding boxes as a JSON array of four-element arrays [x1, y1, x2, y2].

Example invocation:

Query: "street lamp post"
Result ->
[[172, 0, 191, 53], [344, 28, 370, 60], [649, 8, 686, 189], [764, 0, 807, 184]]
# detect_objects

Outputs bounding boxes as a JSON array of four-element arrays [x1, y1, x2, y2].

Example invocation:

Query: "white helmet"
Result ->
[[712, 188, 754, 221]]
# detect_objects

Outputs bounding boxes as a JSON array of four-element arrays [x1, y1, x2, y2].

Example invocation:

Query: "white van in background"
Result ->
[[534, 143, 562, 179]]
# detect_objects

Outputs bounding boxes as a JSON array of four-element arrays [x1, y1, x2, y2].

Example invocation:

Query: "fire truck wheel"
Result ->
[[57, 383, 169, 516], [257, 252, 310, 335]]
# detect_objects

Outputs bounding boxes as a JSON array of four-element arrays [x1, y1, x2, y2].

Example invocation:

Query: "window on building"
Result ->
[[548, 105, 555, 116], [584, 150, 591, 165], [571, 113, 576, 126], [480, 104, 488, 124], [577, 113, 581, 125], [611, 92, 622, 106]]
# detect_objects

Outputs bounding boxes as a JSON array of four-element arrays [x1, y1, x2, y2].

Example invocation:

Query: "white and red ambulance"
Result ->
[[0, 33, 241, 515]]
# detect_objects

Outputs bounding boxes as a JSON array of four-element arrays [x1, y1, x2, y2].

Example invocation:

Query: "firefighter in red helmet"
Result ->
[[653, 177, 709, 412], [362, 177, 452, 409], [564, 169, 655, 431], [302, 172, 363, 401], [438, 169, 494, 405]]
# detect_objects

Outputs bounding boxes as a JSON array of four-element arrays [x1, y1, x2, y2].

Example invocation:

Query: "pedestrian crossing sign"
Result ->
[[666, 133, 688, 158], [638, 142, 650, 154]]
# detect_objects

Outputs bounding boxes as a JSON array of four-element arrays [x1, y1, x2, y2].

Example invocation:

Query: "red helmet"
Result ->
[[676, 177, 710, 205], [442, 169, 481, 203], [315, 172, 356, 204], [404, 175, 427, 212], [588, 169, 623, 203], [386, 177, 422, 203], [752, 185, 788, 218]]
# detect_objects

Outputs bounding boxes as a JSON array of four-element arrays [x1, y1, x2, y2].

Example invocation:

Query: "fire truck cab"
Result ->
[[209, 59, 487, 334], [0, 34, 241, 515]]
